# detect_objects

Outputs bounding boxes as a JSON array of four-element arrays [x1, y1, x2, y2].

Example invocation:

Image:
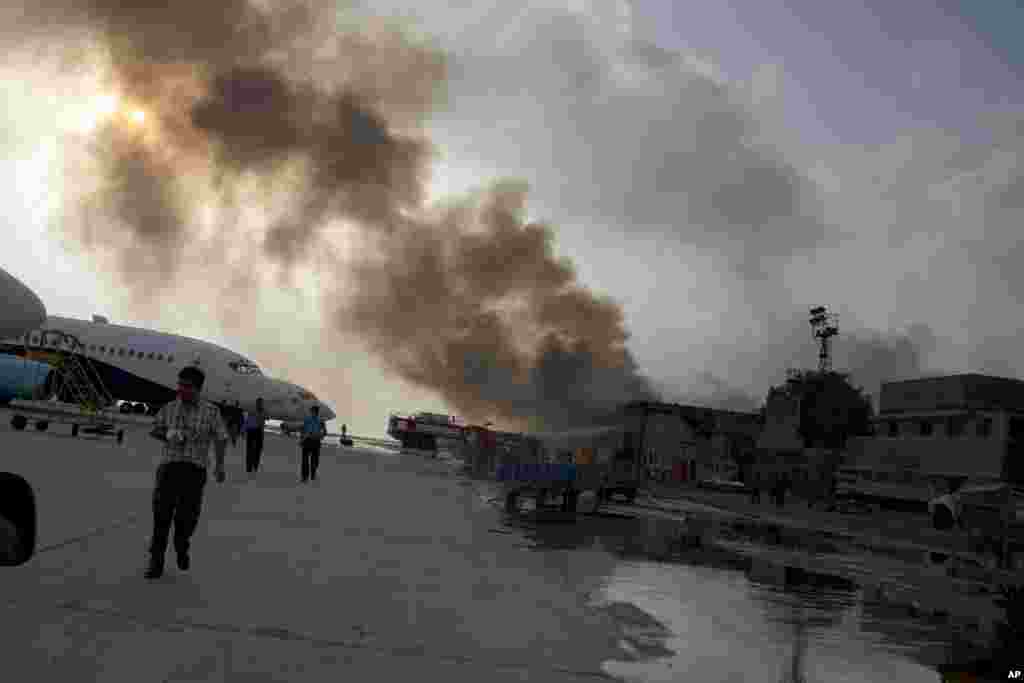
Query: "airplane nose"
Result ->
[[319, 403, 336, 421]]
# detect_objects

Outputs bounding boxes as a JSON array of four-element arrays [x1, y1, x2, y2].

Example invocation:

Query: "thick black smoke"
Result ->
[[340, 183, 656, 430], [10, 0, 654, 430]]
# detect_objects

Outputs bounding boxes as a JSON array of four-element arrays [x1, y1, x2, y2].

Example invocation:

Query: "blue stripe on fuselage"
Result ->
[[0, 345, 177, 405]]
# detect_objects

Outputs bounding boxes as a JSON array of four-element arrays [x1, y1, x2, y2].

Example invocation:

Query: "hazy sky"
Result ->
[[2, 0, 1024, 435]]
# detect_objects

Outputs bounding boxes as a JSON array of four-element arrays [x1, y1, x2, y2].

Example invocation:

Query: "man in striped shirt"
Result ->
[[145, 365, 228, 579]]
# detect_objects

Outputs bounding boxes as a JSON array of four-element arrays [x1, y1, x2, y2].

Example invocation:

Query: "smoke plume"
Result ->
[[10, 0, 654, 430]]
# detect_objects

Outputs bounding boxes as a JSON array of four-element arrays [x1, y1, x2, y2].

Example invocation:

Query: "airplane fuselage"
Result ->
[[0, 315, 335, 423]]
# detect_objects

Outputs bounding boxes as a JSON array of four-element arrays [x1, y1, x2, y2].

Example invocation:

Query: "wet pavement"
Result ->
[[0, 412, 1014, 680]]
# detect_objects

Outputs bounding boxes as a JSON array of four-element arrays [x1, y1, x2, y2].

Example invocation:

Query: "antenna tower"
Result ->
[[808, 306, 839, 373]]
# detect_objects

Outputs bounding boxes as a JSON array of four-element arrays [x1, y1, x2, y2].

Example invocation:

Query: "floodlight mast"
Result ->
[[809, 306, 839, 373]]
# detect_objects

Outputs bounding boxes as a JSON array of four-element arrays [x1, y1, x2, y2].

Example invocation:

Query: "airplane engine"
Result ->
[[0, 356, 53, 404]]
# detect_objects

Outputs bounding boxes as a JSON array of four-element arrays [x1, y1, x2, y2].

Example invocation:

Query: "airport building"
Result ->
[[839, 374, 1024, 505], [460, 401, 763, 485], [546, 401, 761, 484]]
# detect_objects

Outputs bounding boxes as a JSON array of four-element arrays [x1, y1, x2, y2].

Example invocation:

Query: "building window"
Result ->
[[977, 418, 993, 438], [888, 421, 899, 437], [920, 421, 933, 437]]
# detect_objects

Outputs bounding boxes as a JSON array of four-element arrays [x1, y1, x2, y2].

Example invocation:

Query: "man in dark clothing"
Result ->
[[300, 405, 326, 482], [244, 397, 267, 473], [146, 365, 228, 579], [227, 401, 243, 447], [776, 474, 790, 508]]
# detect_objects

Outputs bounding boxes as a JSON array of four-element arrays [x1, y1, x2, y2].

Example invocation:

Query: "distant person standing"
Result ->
[[244, 397, 267, 473], [300, 405, 327, 483], [227, 401, 243, 447], [146, 365, 228, 580]]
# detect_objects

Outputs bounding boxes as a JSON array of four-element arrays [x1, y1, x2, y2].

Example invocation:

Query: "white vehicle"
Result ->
[[0, 314, 335, 424], [929, 481, 1024, 530]]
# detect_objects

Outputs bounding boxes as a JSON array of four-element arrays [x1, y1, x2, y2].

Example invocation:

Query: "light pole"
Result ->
[[809, 306, 839, 373]]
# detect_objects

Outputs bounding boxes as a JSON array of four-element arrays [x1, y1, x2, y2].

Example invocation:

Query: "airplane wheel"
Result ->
[[36, 421, 49, 432], [116, 430, 124, 445], [71, 424, 79, 437], [11, 415, 27, 430]]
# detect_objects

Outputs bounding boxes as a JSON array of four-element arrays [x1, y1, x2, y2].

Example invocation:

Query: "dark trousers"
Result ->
[[149, 461, 207, 563], [246, 429, 264, 472], [301, 439, 321, 481]]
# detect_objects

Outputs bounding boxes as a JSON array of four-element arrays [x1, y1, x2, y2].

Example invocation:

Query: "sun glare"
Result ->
[[71, 95, 151, 134], [74, 94, 121, 133], [98, 95, 118, 115]]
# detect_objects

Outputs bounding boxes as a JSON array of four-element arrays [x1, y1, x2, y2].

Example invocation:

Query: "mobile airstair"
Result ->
[[9, 329, 145, 443]]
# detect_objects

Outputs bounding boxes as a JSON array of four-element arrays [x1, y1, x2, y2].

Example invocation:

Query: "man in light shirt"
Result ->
[[146, 365, 228, 580], [300, 404, 327, 483]]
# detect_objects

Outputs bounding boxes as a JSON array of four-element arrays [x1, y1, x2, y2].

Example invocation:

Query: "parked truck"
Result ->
[[489, 425, 646, 515], [930, 482, 1024, 569], [387, 412, 465, 453]]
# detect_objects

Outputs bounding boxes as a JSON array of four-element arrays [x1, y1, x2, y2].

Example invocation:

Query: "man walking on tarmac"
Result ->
[[300, 404, 327, 483], [244, 397, 267, 473], [145, 365, 228, 579]]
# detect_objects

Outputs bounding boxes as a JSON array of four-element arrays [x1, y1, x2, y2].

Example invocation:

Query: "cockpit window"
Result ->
[[229, 360, 263, 376]]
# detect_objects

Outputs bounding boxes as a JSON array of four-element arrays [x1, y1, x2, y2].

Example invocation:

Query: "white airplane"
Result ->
[[0, 266, 46, 339], [0, 313, 335, 424]]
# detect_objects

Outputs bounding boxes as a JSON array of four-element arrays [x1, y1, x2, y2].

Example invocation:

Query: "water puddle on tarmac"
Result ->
[[470, 479, 999, 682]]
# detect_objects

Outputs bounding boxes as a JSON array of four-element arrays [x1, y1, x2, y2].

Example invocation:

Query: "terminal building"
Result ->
[[459, 400, 763, 485], [839, 374, 1024, 505]]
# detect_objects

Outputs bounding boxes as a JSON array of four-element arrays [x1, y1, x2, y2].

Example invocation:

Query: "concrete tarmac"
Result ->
[[0, 410, 626, 681]]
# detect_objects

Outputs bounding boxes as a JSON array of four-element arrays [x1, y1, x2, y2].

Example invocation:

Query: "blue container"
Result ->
[[0, 355, 51, 404]]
